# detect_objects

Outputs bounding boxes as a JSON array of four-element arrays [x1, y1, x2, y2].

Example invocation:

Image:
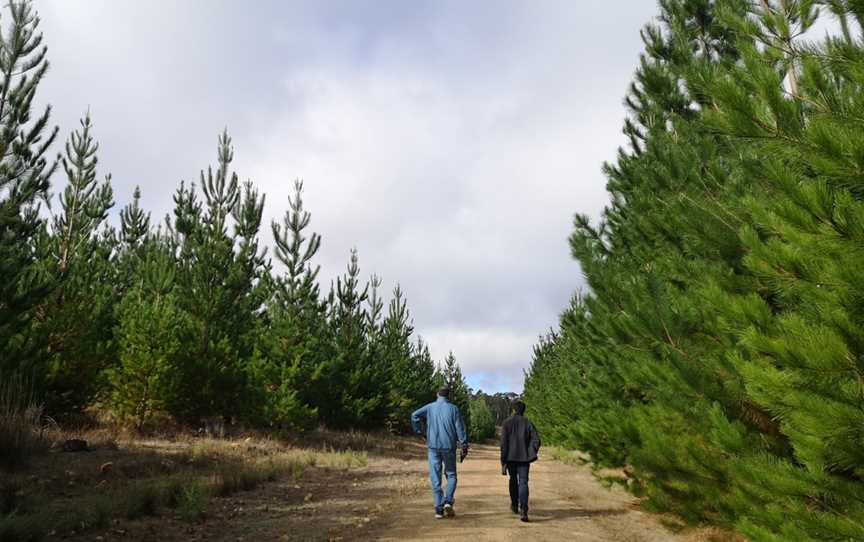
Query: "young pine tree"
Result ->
[[248, 179, 323, 429], [42, 113, 116, 414], [325, 249, 381, 428], [167, 131, 266, 420], [434, 352, 471, 435], [381, 285, 424, 431], [109, 241, 190, 430]]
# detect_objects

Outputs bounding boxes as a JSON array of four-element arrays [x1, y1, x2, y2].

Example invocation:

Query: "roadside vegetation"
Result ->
[[525, 1, 864, 540]]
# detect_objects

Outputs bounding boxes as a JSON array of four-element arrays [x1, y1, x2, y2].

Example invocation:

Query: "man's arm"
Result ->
[[500, 420, 509, 464], [454, 406, 468, 446], [411, 404, 428, 435], [528, 421, 541, 455]]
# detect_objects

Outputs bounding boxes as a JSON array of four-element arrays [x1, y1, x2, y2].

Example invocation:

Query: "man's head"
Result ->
[[437, 385, 451, 399], [512, 400, 526, 416]]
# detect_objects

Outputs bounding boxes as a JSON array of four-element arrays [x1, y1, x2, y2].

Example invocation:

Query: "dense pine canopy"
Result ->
[[524, 1, 864, 539]]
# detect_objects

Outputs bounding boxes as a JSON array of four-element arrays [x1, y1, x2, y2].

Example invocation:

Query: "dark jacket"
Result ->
[[500, 414, 541, 464]]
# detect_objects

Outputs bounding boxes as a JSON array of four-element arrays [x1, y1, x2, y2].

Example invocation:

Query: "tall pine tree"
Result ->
[[0, 0, 59, 383]]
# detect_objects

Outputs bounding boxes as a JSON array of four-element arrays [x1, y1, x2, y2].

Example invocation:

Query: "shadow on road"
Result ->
[[527, 506, 629, 523]]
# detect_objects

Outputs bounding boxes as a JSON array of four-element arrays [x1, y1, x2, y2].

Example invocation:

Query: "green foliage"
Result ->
[[468, 397, 495, 441], [166, 132, 267, 419], [42, 113, 116, 414], [322, 249, 392, 428], [384, 288, 437, 433], [472, 390, 517, 425], [176, 482, 209, 522], [108, 243, 189, 429], [247, 179, 322, 430], [524, 1, 864, 539], [0, 0, 59, 383]]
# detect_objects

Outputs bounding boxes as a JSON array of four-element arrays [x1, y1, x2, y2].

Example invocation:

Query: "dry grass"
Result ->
[[545, 445, 590, 466], [0, 373, 47, 471], [0, 428, 373, 542]]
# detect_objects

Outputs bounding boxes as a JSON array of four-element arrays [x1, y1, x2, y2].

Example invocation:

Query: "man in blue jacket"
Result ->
[[411, 386, 469, 519]]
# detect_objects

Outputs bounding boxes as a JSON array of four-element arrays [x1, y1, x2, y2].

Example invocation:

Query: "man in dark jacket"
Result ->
[[500, 400, 540, 522]]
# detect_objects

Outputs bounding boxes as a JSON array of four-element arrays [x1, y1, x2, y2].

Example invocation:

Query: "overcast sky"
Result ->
[[35, 0, 659, 393]]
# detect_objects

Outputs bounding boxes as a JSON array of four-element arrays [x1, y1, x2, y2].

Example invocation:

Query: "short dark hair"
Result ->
[[437, 385, 451, 398], [512, 400, 526, 415]]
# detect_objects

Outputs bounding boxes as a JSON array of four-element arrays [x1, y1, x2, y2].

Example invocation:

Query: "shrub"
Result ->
[[177, 483, 209, 522]]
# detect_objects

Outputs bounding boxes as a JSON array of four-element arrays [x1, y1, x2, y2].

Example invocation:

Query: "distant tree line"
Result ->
[[0, 0, 473, 434], [524, 1, 864, 540]]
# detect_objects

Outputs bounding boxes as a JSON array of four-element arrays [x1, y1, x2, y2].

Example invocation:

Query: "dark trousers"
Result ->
[[507, 461, 530, 511]]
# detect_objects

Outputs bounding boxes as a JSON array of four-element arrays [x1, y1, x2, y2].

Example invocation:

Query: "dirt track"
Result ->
[[83, 439, 728, 542], [366, 442, 712, 542]]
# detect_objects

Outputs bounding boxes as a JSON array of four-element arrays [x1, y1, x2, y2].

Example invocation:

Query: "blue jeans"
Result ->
[[428, 448, 457, 510]]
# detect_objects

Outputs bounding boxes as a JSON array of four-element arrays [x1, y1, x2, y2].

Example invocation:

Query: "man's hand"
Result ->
[[459, 443, 469, 463], [501, 463, 508, 476]]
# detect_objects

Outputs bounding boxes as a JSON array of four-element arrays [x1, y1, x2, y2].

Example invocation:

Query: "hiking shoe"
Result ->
[[510, 503, 519, 515], [443, 503, 455, 518], [435, 508, 444, 519]]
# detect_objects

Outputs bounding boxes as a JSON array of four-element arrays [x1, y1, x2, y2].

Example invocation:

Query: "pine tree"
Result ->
[[53, 113, 113, 274], [682, 2, 864, 537], [381, 285, 436, 432], [360, 273, 391, 427], [41, 113, 116, 413], [248, 179, 323, 429], [525, 1, 864, 539], [434, 352, 471, 435], [529, 0, 748, 520], [109, 240, 189, 430], [120, 186, 150, 249], [468, 397, 495, 441], [325, 248, 376, 427], [0, 0, 59, 381], [167, 131, 266, 420]]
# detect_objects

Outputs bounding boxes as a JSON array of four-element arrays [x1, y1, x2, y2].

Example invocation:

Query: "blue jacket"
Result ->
[[411, 396, 468, 450]]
